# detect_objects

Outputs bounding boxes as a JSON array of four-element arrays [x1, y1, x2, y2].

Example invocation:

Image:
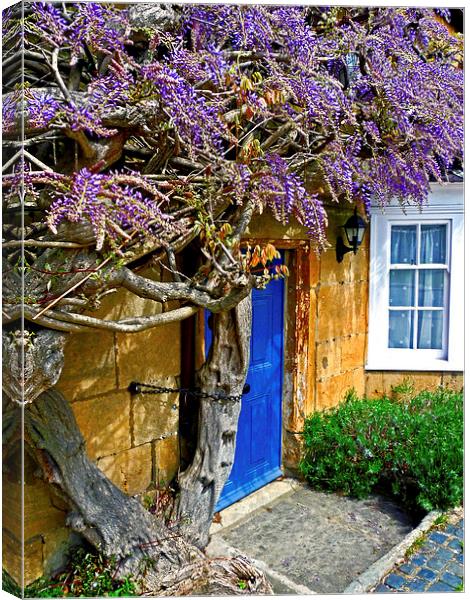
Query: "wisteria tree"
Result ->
[[2, 2, 463, 594]]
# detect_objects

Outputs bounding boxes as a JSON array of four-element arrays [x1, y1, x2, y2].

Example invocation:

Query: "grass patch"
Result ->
[[3, 547, 137, 598], [404, 534, 426, 558], [432, 514, 449, 529], [299, 386, 463, 515]]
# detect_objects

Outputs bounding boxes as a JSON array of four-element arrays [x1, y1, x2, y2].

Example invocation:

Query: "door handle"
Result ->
[[242, 383, 251, 394]]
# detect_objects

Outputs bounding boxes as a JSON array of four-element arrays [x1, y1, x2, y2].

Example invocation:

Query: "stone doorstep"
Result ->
[[208, 479, 312, 595], [208, 480, 455, 595], [209, 478, 302, 536]]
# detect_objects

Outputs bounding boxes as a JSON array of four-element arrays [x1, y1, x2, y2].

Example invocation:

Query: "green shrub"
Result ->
[[21, 548, 137, 598], [299, 387, 463, 514]]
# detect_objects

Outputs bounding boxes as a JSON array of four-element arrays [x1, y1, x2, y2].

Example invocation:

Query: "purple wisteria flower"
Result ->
[[9, 3, 464, 250], [254, 154, 328, 245], [46, 169, 182, 251], [2, 88, 61, 135], [141, 63, 226, 158], [69, 2, 130, 58], [34, 1, 68, 47]]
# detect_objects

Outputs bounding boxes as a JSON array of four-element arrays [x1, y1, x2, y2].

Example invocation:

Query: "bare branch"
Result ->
[[33, 305, 200, 332], [50, 47, 72, 103], [111, 267, 254, 313], [23, 150, 54, 172], [2, 240, 93, 249], [4, 303, 199, 333]]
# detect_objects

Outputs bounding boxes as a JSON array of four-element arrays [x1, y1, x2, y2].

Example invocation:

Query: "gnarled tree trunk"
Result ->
[[175, 295, 252, 548], [2, 323, 271, 595]]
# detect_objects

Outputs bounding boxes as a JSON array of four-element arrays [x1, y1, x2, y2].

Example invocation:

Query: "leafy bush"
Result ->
[[299, 386, 463, 514], [19, 548, 136, 598]]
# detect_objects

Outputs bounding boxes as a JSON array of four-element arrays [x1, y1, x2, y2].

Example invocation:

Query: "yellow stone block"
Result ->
[[57, 330, 116, 401], [317, 283, 355, 341], [43, 528, 78, 577], [382, 372, 443, 396], [97, 444, 153, 495], [341, 334, 366, 371], [24, 483, 67, 539], [244, 212, 307, 240], [24, 536, 44, 586], [3, 479, 66, 540], [116, 321, 181, 389], [71, 392, 131, 459], [350, 281, 368, 335], [364, 372, 385, 398], [2, 529, 22, 587], [155, 435, 180, 485], [316, 368, 365, 411], [349, 239, 369, 283], [442, 372, 463, 391], [132, 377, 179, 445], [319, 247, 350, 285], [316, 340, 341, 379], [282, 431, 303, 472]]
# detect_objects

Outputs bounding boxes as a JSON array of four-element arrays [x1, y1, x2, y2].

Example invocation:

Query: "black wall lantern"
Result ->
[[336, 208, 367, 263]]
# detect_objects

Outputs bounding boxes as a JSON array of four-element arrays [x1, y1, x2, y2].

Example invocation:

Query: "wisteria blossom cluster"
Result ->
[[141, 63, 228, 158], [2, 3, 463, 253], [256, 154, 327, 244], [45, 169, 182, 251], [183, 6, 462, 207]]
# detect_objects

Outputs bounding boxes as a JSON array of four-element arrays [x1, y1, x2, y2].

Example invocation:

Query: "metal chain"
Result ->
[[129, 381, 242, 403]]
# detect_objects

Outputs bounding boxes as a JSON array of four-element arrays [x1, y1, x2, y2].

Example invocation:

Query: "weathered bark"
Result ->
[[23, 389, 196, 584], [2, 328, 67, 404], [175, 295, 252, 548], [20, 388, 271, 594]]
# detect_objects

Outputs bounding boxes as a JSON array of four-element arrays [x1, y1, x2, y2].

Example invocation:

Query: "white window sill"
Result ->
[[365, 360, 463, 372]]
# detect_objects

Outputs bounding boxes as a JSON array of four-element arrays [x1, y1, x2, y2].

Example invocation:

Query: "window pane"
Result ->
[[418, 270, 445, 307], [389, 310, 414, 348], [417, 310, 443, 349], [389, 270, 415, 306], [420, 224, 446, 264], [391, 225, 417, 264]]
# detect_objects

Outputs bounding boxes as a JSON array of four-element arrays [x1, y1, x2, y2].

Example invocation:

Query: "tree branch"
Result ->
[[4, 304, 199, 333], [111, 267, 254, 313]]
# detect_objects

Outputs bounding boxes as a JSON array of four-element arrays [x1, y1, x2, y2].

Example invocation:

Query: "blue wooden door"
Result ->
[[206, 263, 285, 511]]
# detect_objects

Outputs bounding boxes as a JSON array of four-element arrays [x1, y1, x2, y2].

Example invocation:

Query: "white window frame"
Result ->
[[367, 183, 464, 372]]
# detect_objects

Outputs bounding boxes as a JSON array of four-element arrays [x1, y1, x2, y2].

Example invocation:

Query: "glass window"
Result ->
[[389, 270, 414, 306], [391, 225, 417, 264], [389, 311, 414, 349], [418, 270, 444, 307], [367, 189, 464, 372], [417, 311, 443, 350], [420, 224, 446, 264], [388, 223, 448, 351]]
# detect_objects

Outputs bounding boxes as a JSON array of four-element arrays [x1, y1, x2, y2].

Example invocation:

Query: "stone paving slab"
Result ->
[[371, 508, 464, 593], [209, 484, 414, 594]]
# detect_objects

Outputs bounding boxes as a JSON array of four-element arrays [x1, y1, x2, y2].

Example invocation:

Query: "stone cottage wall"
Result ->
[[3, 266, 182, 585], [246, 209, 463, 471]]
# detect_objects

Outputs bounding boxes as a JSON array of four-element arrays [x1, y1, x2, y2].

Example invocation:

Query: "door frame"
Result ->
[[191, 238, 317, 476]]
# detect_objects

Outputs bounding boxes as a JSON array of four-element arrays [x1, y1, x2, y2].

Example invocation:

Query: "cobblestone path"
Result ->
[[373, 512, 464, 593]]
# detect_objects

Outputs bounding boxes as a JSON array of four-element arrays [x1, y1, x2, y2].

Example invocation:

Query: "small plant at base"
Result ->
[[432, 514, 449, 529], [404, 534, 426, 558], [21, 547, 137, 597]]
